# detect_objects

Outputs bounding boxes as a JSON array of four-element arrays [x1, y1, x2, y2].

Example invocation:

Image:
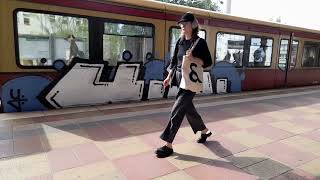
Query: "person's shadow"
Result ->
[[172, 140, 313, 180]]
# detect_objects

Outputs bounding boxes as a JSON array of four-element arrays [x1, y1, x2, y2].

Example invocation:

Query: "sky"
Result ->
[[217, 0, 320, 30]]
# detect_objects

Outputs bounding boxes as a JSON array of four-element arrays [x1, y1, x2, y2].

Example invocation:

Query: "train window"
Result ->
[[215, 32, 245, 67], [248, 37, 273, 67], [278, 39, 299, 69], [103, 22, 154, 66], [302, 42, 320, 67], [169, 27, 206, 59], [15, 11, 89, 67]]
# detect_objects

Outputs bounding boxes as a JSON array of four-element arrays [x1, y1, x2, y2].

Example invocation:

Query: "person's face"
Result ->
[[179, 21, 193, 36]]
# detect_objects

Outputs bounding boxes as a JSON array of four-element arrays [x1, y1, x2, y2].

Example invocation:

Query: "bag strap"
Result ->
[[190, 38, 200, 52]]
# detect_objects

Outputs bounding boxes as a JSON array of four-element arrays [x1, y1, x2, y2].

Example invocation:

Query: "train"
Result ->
[[1, 0, 320, 113]]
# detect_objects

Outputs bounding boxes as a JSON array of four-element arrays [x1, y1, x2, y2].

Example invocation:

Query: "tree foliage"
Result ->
[[157, 0, 220, 11]]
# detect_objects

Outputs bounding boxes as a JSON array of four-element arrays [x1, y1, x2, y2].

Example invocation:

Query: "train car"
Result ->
[[1, 0, 320, 113]]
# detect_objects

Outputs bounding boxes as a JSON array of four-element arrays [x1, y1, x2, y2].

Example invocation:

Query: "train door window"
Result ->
[[103, 22, 154, 66], [302, 42, 320, 67], [215, 32, 245, 67], [248, 37, 273, 67], [169, 27, 206, 58], [278, 39, 299, 70], [15, 11, 89, 67]]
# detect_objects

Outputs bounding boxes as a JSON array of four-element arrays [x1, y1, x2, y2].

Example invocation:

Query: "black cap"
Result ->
[[178, 12, 195, 24]]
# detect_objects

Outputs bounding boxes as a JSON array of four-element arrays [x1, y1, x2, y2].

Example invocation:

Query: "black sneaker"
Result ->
[[155, 145, 174, 158], [197, 131, 212, 143]]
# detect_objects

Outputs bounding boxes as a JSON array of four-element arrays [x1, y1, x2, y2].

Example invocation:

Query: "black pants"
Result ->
[[160, 71, 207, 143]]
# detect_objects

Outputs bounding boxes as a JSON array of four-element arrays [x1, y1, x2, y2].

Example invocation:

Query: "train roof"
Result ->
[[101, 0, 320, 35]]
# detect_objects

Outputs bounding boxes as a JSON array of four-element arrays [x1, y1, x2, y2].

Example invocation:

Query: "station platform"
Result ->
[[0, 86, 320, 180]]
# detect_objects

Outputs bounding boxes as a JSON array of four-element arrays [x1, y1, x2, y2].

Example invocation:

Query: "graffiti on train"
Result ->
[[1, 76, 52, 112], [0, 57, 245, 112]]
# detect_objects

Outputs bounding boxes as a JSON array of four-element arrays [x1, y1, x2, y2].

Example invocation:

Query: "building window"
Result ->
[[23, 13, 30, 26], [169, 27, 206, 59], [278, 39, 299, 69], [215, 32, 245, 67], [16, 11, 89, 67], [62, 17, 68, 24], [248, 37, 273, 67], [103, 22, 154, 66], [49, 15, 55, 23], [302, 42, 320, 67]]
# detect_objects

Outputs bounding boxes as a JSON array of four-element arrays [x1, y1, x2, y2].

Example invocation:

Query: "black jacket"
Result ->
[[169, 36, 212, 71]]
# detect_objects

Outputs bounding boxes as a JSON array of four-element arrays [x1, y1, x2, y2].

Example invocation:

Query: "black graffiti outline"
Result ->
[[189, 63, 202, 83], [7, 89, 28, 112]]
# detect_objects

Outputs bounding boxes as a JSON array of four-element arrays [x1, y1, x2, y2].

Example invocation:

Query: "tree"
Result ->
[[157, 0, 220, 11]]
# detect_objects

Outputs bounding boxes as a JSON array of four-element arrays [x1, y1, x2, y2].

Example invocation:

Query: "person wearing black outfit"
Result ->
[[155, 12, 213, 158]]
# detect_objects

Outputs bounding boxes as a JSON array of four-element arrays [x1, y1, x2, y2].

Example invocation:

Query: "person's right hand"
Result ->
[[163, 77, 171, 88]]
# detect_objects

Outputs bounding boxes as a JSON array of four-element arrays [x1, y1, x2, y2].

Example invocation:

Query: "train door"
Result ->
[[275, 33, 299, 87]]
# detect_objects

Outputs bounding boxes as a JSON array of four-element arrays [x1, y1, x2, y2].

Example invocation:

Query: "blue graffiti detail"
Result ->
[[144, 59, 165, 84], [1, 76, 51, 112], [211, 61, 245, 92]]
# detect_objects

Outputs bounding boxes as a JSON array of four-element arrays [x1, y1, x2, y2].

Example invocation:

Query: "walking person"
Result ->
[[155, 12, 213, 158]]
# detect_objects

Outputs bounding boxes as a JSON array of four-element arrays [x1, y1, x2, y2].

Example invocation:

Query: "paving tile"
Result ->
[[47, 147, 82, 172], [25, 174, 53, 180], [302, 129, 320, 142], [202, 109, 232, 122], [243, 159, 292, 179], [298, 158, 320, 177], [289, 118, 320, 129], [13, 128, 44, 139], [269, 121, 313, 134], [0, 153, 51, 180], [246, 114, 280, 124], [0, 140, 14, 158], [177, 127, 199, 142], [138, 131, 186, 148], [41, 129, 89, 150], [281, 136, 320, 156], [118, 119, 163, 135], [204, 136, 248, 158], [78, 121, 100, 129], [0, 128, 13, 141], [14, 135, 44, 155], [53, 161, 126, 180], [206, 121, 240, 135], [264, 111, 295, 121], [167, 142, 219, 169], [72, 142, 107, 164], [223, 130, 273, 148], [225, 118, 260, 129], [101, 122, 131, 140], [247, 125, 294, 141], [153, 170, 195, 180], [185, 159, 257, 180], [255, 141, 318, 167], [83, 127, 112, 141], [115, 151, 178, 180], [271, 169, 317, 180], [95, 137, 151, 159], [225, 149, 269, 169]]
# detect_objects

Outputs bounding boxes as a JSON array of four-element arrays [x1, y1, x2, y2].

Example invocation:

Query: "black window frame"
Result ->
[[247, 35, 274, 68], [13, 8, 91, 69], [215, 31, 275, 68], [168, 26, 207, 58], [13, 9, 156, 70], [278, 39, 299, 70], [301, 41, 320, 68], [102, 19, 155, 64], [215, 31, 246, 68]]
